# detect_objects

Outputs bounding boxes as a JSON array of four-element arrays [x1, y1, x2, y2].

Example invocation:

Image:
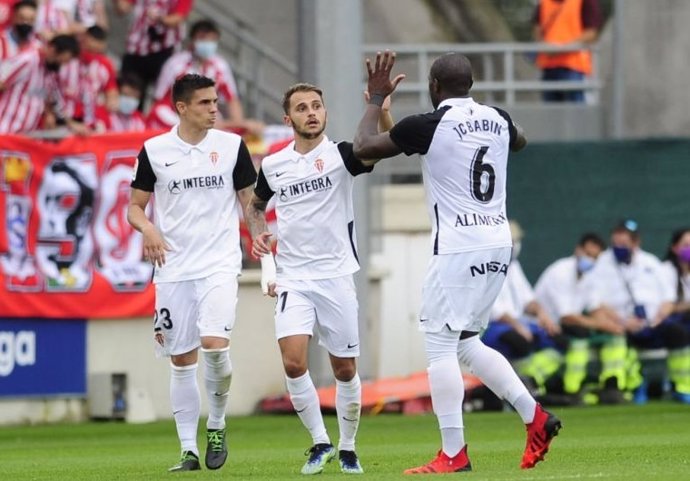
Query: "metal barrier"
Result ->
[[363, 42, 601, 107]]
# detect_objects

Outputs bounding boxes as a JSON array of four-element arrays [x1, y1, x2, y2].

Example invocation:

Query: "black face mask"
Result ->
[[13, 23, 33, 41], [45, 61, 61, 72]]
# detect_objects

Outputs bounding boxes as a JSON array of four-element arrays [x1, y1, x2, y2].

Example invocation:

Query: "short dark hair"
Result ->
[[282, 83, 323, 114], [172, 73, 215, 106], [13, 0, 37, 13], [578, 232, 606, 250], [612, 219, 640, 241], [86, 25, 107, 41], [49, 34, 80, 57], [118, 72, 144, 93], [190, 19, 220, 38]]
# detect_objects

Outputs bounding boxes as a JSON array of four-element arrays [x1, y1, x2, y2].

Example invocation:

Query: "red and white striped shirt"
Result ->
[[59, 51, 117, 123], [93, 106, 146, 132], [35, 0, 69, 35], [124, 0, 193, 56], [147, 51, 239, 130], [0, 49, 57, 133], [0, 28, 41, 61], [153, 49, 238, 103]]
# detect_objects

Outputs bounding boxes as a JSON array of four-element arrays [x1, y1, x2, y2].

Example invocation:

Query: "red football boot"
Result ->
[[404, 446, 472, 474], [521, 403, 562, 469]]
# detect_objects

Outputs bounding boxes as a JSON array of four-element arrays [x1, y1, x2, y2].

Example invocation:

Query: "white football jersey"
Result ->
[[390, 97, 518, 254], [254, 136, 372, 281], [131, 127, 257, 283]]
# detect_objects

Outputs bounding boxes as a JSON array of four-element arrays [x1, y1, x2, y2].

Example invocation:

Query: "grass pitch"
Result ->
[[1, 402, 688, 480]]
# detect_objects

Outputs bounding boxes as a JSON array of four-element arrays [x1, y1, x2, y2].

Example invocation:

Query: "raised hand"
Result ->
[[365, 50, 405, 100]]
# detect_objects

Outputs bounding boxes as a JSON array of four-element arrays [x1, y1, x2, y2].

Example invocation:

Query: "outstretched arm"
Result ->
[[354, 51, 405, 162]]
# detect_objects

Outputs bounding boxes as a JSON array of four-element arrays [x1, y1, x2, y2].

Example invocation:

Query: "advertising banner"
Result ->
[[0, 318, 86, 397], [0, 133, 156, 318]]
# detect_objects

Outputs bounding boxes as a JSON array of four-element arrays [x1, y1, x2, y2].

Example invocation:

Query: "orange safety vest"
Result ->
[[536, 0, 592, 75]]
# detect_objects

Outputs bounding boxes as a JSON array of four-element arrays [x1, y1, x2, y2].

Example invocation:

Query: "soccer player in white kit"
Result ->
[[128, 74, 257, 472], [246, 83, 395, 475], [353, 51, 561, 474]]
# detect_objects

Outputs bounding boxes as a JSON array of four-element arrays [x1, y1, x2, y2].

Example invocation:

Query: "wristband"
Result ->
[[369, 93, 385, 107]]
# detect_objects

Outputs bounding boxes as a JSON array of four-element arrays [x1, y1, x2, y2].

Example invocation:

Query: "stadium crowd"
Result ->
[[485, 220, 690, 407], [0, 0, 262, 136]]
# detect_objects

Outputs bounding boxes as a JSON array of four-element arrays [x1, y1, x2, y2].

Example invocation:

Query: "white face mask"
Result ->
[[194, 40, 218, 60], [118, 95, 139, 115]]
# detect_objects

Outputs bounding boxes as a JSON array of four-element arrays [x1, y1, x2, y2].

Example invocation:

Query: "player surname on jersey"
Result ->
[[455, 212, 508, 228], [453, 118, 504, 141]]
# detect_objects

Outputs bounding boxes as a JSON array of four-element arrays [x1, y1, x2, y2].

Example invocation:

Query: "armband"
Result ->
[[368, 94, 385, 107]]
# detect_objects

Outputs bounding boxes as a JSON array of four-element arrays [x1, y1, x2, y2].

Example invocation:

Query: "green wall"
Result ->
[[507, 139, 690, 282]]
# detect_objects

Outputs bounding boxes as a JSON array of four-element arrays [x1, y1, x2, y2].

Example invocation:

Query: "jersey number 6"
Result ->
[[469, 146, 495, 203]]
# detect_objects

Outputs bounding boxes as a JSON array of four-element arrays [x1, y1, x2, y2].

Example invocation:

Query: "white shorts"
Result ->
[[274, 275, 360, 358], [154, 272, 238, 357], [419, 247, 511, 333]]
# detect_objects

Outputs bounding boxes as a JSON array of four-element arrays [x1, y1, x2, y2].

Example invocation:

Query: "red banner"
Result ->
[[0, 132, 158, 319]]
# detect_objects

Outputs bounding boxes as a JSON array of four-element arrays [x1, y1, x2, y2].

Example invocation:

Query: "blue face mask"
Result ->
[[576, 255, 595, 273], [118, 95, 139, 115], [194, 40, 218, 60], [612, 246, 632, 264]]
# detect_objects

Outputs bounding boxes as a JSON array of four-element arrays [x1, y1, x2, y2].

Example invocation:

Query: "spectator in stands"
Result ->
[[114, 0, 194, 111], [533, 0, 602, 102], [0, 0, 38, 61], [57, 24, 117, 129], [0, 33, 79, 134], [583, 220, 680, 402], [482, 220, 567, 394], [659, 228, 690, 402], [535, 232, 631, 403], [93, 72, 146, 131], [147, 19, 263, 135]]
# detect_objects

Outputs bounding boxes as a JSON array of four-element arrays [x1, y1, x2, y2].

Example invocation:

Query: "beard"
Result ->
[[293, 120, 326, 140]]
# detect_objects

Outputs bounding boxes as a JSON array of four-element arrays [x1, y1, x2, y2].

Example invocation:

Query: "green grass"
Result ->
[[1, 402, 689, 480]]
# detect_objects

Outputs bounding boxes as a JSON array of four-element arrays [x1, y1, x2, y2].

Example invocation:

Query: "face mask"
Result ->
[[612, 246, 632, 264], [118, 95, 139, 115], [194, 40, 218, 60], [678, 246, 690, 263], [511, 241, 522, 261], [576, 255, 596, 273], [13, 23, 33, 41]]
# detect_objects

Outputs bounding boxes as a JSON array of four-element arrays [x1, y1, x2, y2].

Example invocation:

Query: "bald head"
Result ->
[[428, 53, 473, 107]]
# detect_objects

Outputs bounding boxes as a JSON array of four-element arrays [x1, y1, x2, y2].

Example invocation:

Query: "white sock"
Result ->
[[457, 336, 535, 423], [428, 357, 465, 457], [286, 371, 330, 445], [202, 347, 232, 430], [170, 363, 200, 455], [512, 392, 537, 424], [336, 373, 361, 452]]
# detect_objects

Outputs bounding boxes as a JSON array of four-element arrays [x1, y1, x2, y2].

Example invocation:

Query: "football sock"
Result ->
[[428, 357, 465, 457], [202, 347, 232, 430], [457, 335, 535, 423], [170, 363, 200, 455], [335, 373, 361, 451], [286, 371, 330, 445]]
